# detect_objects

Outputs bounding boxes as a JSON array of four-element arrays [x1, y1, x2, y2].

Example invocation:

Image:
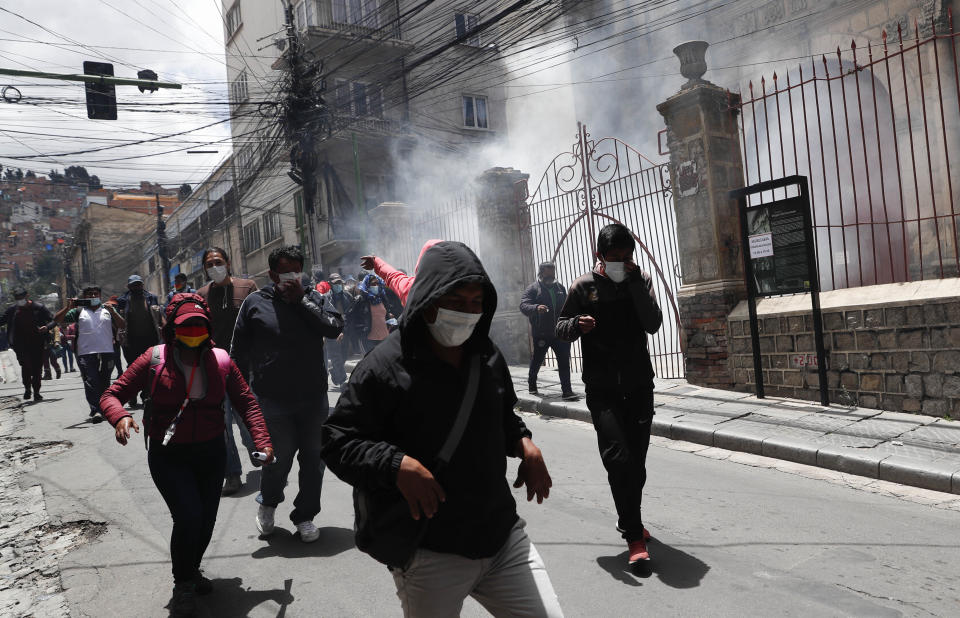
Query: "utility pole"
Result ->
[[155, 193, 170, 297], [281, 1, 323, 270]]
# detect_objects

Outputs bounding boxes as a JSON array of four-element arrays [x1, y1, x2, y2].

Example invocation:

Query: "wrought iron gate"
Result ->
[[525, 123, 684, 378]]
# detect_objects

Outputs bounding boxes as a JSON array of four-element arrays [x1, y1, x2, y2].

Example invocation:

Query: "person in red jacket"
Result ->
[[100, 293, 274, 617], [360, 238, 443, 306]]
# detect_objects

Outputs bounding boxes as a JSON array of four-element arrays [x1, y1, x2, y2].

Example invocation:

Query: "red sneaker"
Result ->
[[616, 523, 652, 542], [628, 539, 650, 564]]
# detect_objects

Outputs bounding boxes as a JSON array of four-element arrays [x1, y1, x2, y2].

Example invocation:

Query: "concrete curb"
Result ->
[[517, 393, 960, 496]]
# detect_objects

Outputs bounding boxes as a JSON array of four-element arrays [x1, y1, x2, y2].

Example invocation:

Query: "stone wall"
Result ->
[[728, 280, 960, 417]]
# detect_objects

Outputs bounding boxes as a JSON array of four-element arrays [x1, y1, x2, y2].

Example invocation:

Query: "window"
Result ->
[[295, 0, 316, 29], [462, 94, 488, 129], [226, 2, 242, 39], [230, 70, 248, 104], [262, 207, 282, 243], [333, 0, 380, 28], [455, 13, 481, 47], [148, 256, 156, 273], [333, 79, 383, 118], [243, 220, 261, 253]]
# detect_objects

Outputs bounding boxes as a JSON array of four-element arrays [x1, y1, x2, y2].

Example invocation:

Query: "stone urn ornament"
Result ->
[[673, 40, 710, 89]]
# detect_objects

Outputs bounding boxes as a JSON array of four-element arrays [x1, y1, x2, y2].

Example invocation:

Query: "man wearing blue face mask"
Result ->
[[322, 241, 562, 617], [54, 284, 125, 423], [231, 245, 344, 543], [324, 273, 354, 389], [556, 223, 663, 567]]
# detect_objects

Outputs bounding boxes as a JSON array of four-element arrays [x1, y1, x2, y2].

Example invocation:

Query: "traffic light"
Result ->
[[83, 61, 116, 120], [137, 69, 158, 93]]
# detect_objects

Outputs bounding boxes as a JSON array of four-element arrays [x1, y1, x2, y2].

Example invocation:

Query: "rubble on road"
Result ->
[[0, 397, 105, 617]]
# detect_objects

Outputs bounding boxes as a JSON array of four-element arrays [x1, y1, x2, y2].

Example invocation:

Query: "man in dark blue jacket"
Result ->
[[322, 241, 561, 616], [231, 245, 343, 543], [116, 274, 160, 405], [520, 261, 575, 399], [0, 287, 56, 400]]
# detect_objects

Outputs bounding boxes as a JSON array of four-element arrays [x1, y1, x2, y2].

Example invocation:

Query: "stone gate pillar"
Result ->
[[657, 42, 746, 387], [476, 167, 535, 365]]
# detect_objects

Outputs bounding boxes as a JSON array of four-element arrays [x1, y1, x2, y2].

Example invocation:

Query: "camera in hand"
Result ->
[[75, 298, 93, 307]]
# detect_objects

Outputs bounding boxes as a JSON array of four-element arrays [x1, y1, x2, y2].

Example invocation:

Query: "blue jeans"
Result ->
[[224, 397, 255, 477], [56, 345, 74, 371], [325, 337, 347, 385], [256, 393, 329, 524], [77, 353, 114, 414]]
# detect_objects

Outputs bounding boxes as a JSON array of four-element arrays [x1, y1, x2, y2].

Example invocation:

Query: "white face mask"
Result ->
[[427, 307, 482, 347], [369, 286, 380, 295], [604, 261, 627, 283], [277, 271, 302, 283], [207, 265, 228, 283], [15, 299, 26, 307]]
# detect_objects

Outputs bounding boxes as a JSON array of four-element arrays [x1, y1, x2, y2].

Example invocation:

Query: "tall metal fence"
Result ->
[[383, 191, 479, 274], [732, 15, 960, 291]]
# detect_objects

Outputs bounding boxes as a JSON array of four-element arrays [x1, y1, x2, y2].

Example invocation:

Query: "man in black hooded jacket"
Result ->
[[322, 241, 563, 617], [520, 261, 574, 399]]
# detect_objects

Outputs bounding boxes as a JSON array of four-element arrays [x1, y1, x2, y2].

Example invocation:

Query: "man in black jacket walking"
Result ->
[[556, 223, 663, 567], [0, 287, 56, 400], [520, 261, 575, 399], [322, 241, 562, 617], [231, 246, 343, 543]]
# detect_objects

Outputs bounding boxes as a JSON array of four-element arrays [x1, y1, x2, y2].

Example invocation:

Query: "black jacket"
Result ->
[[555, 265, 663, 389], [346, 289, 403, 339], [321, 241, 531, 560], [519, 279, 567, 341], [0, 302, 55, 350], [231, 286, 343, 401]]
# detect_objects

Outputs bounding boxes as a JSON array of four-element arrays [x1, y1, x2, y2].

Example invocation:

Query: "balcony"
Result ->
[[297, 0, 413, 67], [328, 113, 408, 138]]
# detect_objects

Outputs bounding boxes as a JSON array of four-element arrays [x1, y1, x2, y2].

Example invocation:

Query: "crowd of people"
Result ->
[[2, 222, 661, 618]]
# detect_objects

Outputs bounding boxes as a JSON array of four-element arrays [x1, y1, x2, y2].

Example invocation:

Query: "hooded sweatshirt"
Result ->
[[555, 263, 663, 389], [371, 239, 443, 306], [321, 241, 532, 560]]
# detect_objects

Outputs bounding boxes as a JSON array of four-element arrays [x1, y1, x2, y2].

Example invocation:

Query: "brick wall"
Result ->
[[728, 282, 960, 417]]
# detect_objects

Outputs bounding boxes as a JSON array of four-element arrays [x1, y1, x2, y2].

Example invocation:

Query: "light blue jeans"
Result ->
[[224, 398, 255, 478]]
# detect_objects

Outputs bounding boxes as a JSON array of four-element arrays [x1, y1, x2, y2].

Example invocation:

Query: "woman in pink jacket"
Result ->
[[101, 293, 274, 617]]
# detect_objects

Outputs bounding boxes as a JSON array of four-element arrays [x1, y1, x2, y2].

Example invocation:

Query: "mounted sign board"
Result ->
[[730, 176, 829, 407], [745, 196, 812, 297]]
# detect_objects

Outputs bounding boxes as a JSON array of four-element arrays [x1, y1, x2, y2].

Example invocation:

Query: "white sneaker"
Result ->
[[296, 520, 319, 543], [256, 505, 275, 536]]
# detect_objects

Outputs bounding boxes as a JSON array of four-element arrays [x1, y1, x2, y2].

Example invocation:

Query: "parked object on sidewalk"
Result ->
[[323, 241, 563, 616], [232, 245, 343, 542], [100, 292, 273, 604], [0, 287, 57, 401], [556, 223, 663, 566], [54, 284, 125, 423]]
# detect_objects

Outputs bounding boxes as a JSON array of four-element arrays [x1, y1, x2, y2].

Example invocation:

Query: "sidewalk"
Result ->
[[516, 366, 960, 495], [341, 357, 960, 494]]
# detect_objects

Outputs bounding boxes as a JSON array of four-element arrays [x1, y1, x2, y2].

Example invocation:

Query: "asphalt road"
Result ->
[[10, 372, 960, 617]]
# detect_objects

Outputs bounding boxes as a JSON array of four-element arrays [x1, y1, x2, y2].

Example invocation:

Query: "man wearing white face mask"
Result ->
[[54, 284, 125, 422], [1, 287, 56, 401], [322, 241, 562, 617], [556, 223, 663, 568], [197, 247, 259, 495], [232, 245, 344, 542]]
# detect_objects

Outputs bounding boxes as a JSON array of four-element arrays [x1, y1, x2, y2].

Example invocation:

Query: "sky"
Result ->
[[0, 0, 236, 189]]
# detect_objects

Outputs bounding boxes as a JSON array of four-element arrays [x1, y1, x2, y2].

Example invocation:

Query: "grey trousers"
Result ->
[[391, 519, 563, 618]]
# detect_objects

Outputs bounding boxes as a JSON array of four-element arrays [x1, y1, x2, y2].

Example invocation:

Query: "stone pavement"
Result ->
[[516, 365, 960, 495]]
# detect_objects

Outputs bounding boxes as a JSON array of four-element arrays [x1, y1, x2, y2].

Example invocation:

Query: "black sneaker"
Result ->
[[90, 412, 104, 424], [528, 386, 539, 395], [23, 389, 31, 400], [33, 392, 43, 402], [193, 571, 213, 595], [170, 582, 197, 616], [561, 391, 579, 401]]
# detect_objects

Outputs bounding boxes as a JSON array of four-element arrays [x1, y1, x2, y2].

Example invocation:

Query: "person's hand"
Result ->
[[513, 438, 552, 504], [360, 255, 376, 271], [578, 315, 596, 333], [261, 446, 275, 465], [337, 333, 344, 342], [37, 325, 48, 334], [396, 455, 445, 520], [279, 278, 304, 303], [537, 305, 549, 313], [68, 298, 78, 309], [115, 416, 139, 445]]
